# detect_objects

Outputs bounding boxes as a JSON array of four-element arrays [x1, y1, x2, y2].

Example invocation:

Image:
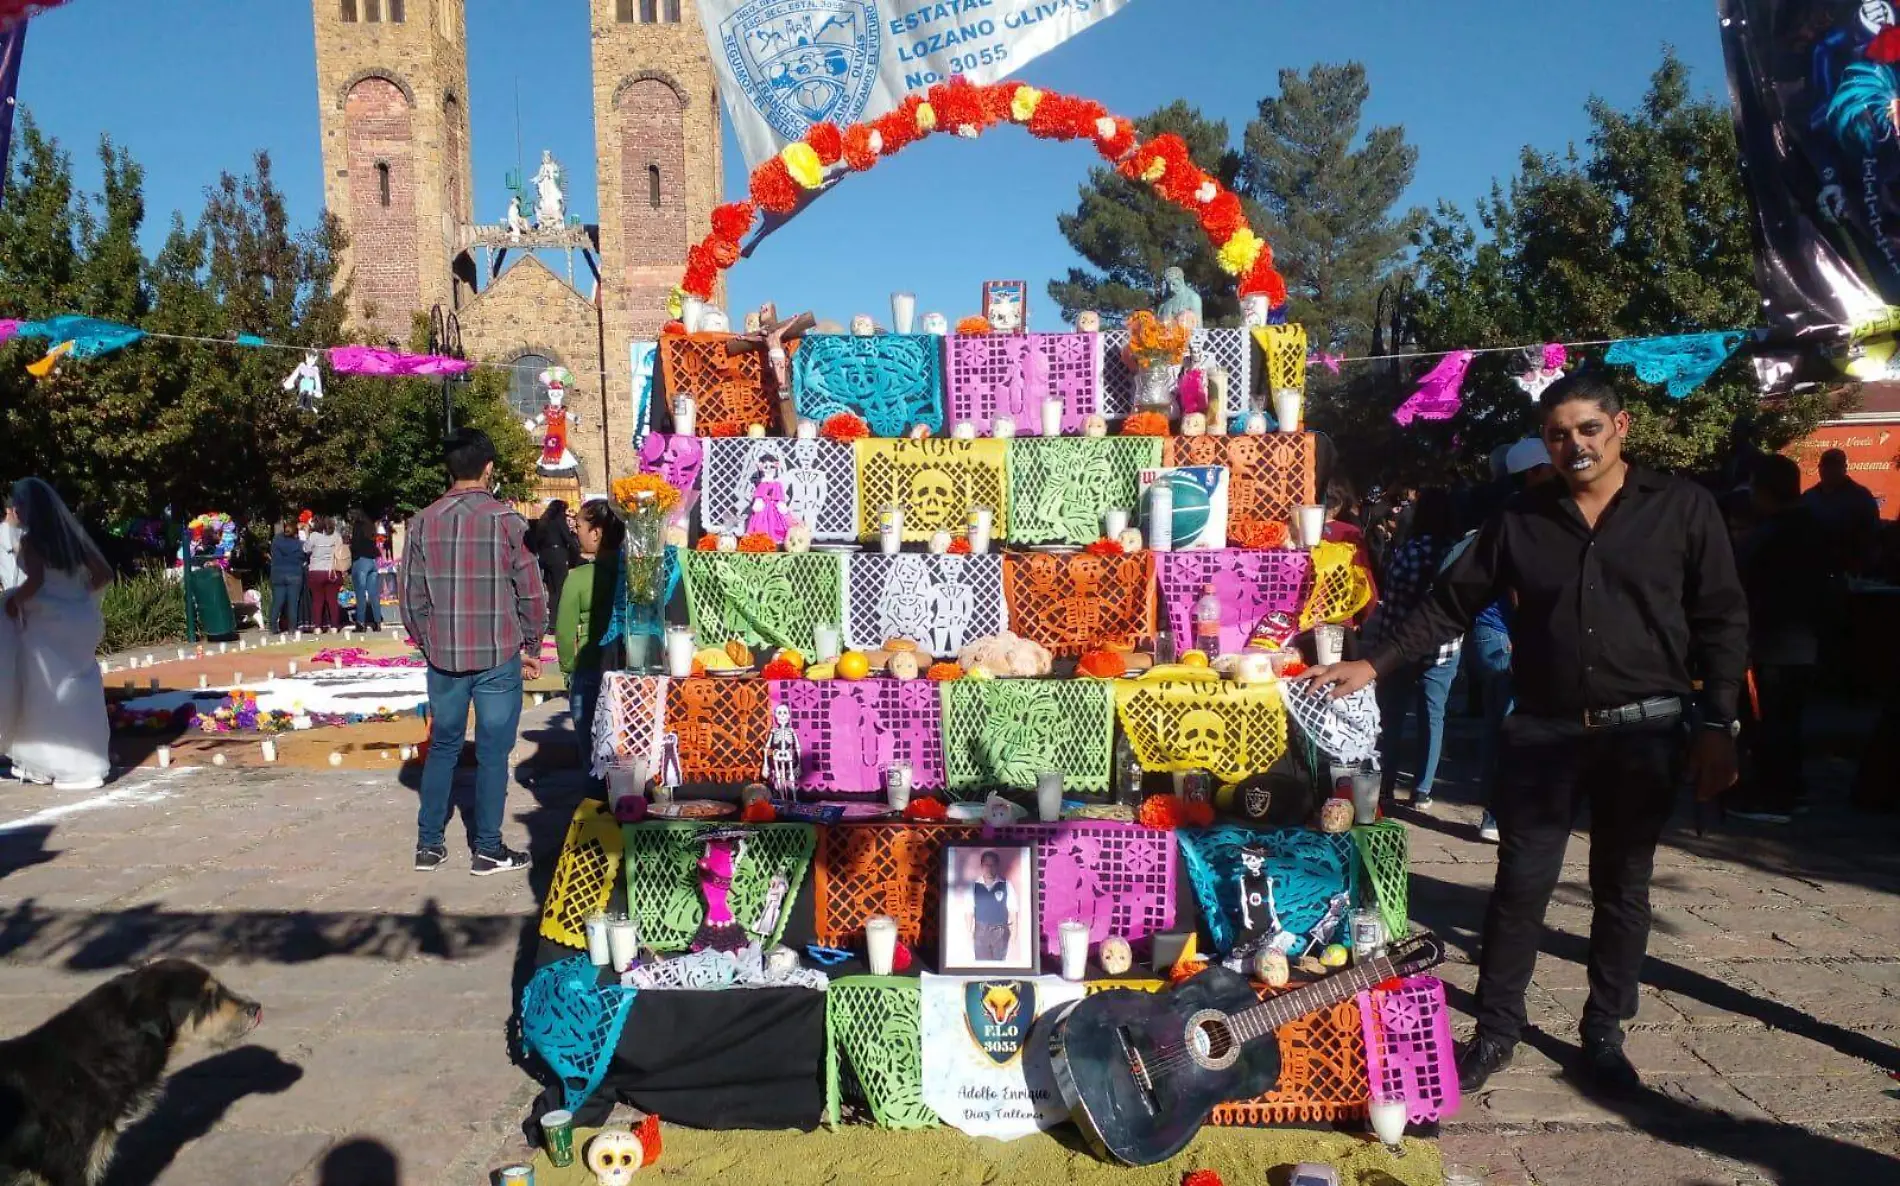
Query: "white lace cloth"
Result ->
[[1281, 679, 1382, 764], [624, 942, 830, 992]]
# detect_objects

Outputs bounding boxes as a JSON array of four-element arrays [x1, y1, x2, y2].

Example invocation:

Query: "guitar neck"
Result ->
[[1226, 955, 1395, 1045]]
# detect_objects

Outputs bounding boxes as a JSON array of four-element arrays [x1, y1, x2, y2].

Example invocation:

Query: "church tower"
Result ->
[[590, 0, 724, 464], [312, 0, 474, 346]]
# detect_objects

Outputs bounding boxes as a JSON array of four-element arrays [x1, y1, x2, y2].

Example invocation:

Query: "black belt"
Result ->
[[1582, 696, 1683, 730]]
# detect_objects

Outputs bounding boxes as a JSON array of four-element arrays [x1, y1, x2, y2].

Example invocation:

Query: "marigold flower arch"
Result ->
[[672, 76, 1288, 319]]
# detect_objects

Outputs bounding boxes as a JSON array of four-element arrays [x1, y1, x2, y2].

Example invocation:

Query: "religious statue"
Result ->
[[762, 703, 801, 802], [727, 302, 816, 434], [1156, 266, 1203, 328], [532, 149, 567, 230], [525, 366, 581, 476], [505, 194, 530, 242]]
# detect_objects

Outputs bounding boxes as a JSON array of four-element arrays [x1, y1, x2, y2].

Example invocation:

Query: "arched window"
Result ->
[[388, 0, 404, 21], [365, 0, 381, 21], [376, 162, 391, 207], [508, 354, 553, 421], [664, 0, 681, 20], [340, 0, 358, 21], [647, 164, 662, 209], [640, 0, 657, 22]]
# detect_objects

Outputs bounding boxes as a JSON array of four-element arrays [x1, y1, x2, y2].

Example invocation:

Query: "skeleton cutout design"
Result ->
[[1176, 708, 1229, 770], [782, 440, 830, 528], [878, 555, 936, 650], [906, 467, 960, 530], [927, 556, 977, 656]]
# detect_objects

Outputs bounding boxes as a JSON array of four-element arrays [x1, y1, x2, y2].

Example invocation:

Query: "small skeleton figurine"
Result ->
[[658, 731, 683, 797], [1232, 846, 1284, 960], [762, 703, 800, 801], [752, 872, 790, 941]]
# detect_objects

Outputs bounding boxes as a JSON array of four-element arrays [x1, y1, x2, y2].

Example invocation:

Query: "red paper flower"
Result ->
[[750, 156, 801, 214], [1279, 659, 1308, 678], [661, 320, 688, 336], [874, 96, 926, 153], [979, 81, 1020, 124], [806, 121, 844, 165], [710, 200, 756, 241], [1084, 538, 1125, 557], [761, 658, 800, 680], [928, 76, 991, 134], [842, 125, 881, 171], [1138, 794, 1184, 830], [1199, 191, 1247, 243], [741, 798, 777, 823], [1871, 27, 1900, 64], [1121, 411, 1171, 437], [1182, 1171, 1225, 1186], [681, 263, 717, 301], [892, 941, 914, 973], [1094, 116, 1138, 161], [820, 412, 870, 442], [1239, 256, 1288, 306], [709, 237, 741, 269], [903, 796, 949, 821], [946, 536, 972, 555], [1029, 93, 1102, 141]]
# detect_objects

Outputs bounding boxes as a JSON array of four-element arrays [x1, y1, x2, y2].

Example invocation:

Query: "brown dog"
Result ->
[[0, 960, 262, 1186]]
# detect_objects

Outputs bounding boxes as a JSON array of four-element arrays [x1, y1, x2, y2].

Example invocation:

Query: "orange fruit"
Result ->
[[836, 651, 871, 680], [1181, 649, 1210, 668]]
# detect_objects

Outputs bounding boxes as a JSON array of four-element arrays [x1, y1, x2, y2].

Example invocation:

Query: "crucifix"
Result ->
[[727, 302, 816, 435]]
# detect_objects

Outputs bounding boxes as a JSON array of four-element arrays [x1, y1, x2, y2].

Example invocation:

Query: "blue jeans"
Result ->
[[1379, 656, 1457, 798], [569, 666, 603, 764], [417, 656, 523, 854], [270, 580, 300, 633], [352, 558, 382, 628], [1468, 626, 1514, 809]]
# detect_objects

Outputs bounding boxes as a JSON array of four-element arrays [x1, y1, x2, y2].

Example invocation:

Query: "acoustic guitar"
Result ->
[[1048, 931, 1447, 1166]]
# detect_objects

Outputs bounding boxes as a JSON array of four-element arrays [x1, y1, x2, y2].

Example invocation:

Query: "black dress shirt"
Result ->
[[1366, 466, 1750, 723]]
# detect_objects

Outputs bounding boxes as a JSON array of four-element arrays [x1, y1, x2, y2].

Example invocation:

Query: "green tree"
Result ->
[[1241, 63, 1421, 357], [1399, 51, 1832, 479], [1047, 102, 1250, 327]]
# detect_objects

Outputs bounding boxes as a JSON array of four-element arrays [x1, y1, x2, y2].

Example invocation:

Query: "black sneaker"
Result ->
[[1455, 1034, 1514, 1093], [1411, 791, 1435, 811], [414, 844, 447, 872], [1580, 1034, 1641, 1096], [471, 846, 530, 876]]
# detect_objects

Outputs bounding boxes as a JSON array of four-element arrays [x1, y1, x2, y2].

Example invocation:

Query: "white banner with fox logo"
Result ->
[[702, 0, 1136, 172], [919, 973, 1086, 1139]]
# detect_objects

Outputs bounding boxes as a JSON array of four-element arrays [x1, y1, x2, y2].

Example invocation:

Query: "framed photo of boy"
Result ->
[[939, 841, 1039, 976]]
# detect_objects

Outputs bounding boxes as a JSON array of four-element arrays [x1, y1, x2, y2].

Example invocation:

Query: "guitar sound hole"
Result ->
[[1184, 1010, 1241, 1071]]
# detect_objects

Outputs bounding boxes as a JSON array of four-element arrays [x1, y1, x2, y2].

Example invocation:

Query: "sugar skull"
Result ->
[[1319, 798, 1354, 833], [1181, 412, 1208, 437], [922, 311, 949, 336], [1117, 527, 1145, 552], [851, 313, 877, 336], [987, 292, 1024, 333], [928, 530, 953, 555], [1075, 310, 1102, 333], [887, 650, 919, 681], [1083, 414, 1108, 438], [716, 533, 739, 553], [586, 1130, 647, 1186], [1176, 708, 1228, 770], [991, 416, 1017, 440], [951, 421, 977, 440], [1254, 946, 1290, 987], [1098, 935, 1133, 976], [907, 468, 957, 526], [784, 522, 813, 554], [699, 307, 730, 333]]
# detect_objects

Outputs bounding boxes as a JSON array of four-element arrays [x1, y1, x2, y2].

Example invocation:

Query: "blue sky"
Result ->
[[15, 0, 1727, 330]]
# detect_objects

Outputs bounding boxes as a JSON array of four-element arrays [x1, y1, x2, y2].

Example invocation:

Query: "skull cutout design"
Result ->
[[1176, 708, 1228, 770], [907, 468, 959, 529], [586, 1130, 645, 1186]]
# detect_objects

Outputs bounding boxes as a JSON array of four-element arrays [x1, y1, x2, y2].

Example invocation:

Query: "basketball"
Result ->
[[1165, 473, 1213, 547]]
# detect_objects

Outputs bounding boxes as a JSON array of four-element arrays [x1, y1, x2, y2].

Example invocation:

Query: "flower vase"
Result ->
[[620, 492, 667, 672], [1134, 363, 1178, 418]]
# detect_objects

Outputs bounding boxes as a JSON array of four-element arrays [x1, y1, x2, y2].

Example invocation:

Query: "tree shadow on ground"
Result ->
[[0, 825, 57, 883], [101, 1045, 303, 1186]]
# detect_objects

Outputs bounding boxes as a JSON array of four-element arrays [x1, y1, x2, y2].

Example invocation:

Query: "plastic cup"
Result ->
[[1313, 623, 1346, 666], [865, 915, 898, 975], [1297, 505, 1325, 548], [1102, 508, 1129, 540], [891, 292, 916, 334], [540, 1109, 576, 1168], [584, 913, 612, 967], [883, 763, 913, 811], [1350, 767, 1381, 825], [1058, 920, 1090, 981], [1036, 772, 1064, 822], [607, 916, 640, 973], [1274, 389, 1303, 433], [665, 626, 695, 677], [813, 624, 841, 664]]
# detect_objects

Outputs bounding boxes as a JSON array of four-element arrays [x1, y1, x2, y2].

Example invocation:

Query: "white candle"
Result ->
[[1297, 505, 1326, 549], [266, 669, 275, 681], [157, 745, 172, 769], [1040, 396, 1064, 437], [967, 506, 993, 555], [992, 415, 1017, 440], [951, 421, 977, 440], [1059, 920, 1090, 981], [879, 506, 904, 555], [681, 295, 706, 334], [883, 762, 913, 811], [865, 915, 899, 976], [891, 291, 917, 335], [666, 627, 696, 677], [585, 914, 613, 967], [1313, 623, 1346, 666], [260, 739, 277, 763], [673, 395, 697, 436], [608, 916, 641, 972], [1102, 508, 1129, 540], [238, 639, 248, 651], [1036, 771, 1064, 822], [813, 623, 841, 664], [1274, 389, 1304, 434]]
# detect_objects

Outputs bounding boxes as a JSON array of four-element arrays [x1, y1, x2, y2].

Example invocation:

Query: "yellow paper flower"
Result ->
[[916, 102, 937, 132], [1011, 86, 1043, 122], [781, 142, 825, 190], [1140, 157, 1167, 184], [666, 287, 685, 319], [1217, 228, 1265, 276]]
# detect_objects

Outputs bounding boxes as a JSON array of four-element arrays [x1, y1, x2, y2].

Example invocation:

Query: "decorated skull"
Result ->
[[987, 292, 1023, 333], [1083, 414, 1108, 438], [922, 311, 949, 335], [851, 313, 877, 336], [716, 533, 739, 553], [928, 530, 953, 555], [1254, 946, 1290, 988], [586, 1130, 646, 1186], [991, 416, 1017, 440], [1181, 412, 1208, 437], [887, 651, 919, 680], [1176, 708, 1228, 769], [907, 468, 958, 527], [1076, 310, 1102, 333], [784, 522, 813, 553], [1319, 797, 1355, 834], [1117, 527, 1145, 552], [1098, 935, 1133, 976]]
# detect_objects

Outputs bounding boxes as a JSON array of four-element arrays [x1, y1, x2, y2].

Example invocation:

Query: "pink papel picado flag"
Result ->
[[1392, 350, 1475, 425]]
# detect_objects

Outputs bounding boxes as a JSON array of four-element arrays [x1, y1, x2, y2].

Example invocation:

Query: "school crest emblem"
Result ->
[[720, 0, 881, 142]]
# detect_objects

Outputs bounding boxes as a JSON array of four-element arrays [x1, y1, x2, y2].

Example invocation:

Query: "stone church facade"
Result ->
[[311, 0, 721, 489]]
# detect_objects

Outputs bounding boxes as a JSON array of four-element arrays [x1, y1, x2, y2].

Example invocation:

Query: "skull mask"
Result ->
[[1177, 708, 1228, 769], [586, 1130, 646, 1186], [907, 468, 957, 527]]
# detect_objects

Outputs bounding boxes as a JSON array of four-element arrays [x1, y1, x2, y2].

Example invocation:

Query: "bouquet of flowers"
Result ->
[[1123, 310, 1190, 370], [610, 475, 679, 607]]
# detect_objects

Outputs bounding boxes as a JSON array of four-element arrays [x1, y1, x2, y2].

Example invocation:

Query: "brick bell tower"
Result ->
[[312, 0, 475, 346], [591, 0, 724, 472]]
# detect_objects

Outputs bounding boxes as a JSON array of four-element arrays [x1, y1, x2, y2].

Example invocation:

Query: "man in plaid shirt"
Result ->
[[403, 428, 547, 875]]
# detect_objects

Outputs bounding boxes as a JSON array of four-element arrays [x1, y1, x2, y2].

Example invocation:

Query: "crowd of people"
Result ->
[[262, 510, 395, 635]]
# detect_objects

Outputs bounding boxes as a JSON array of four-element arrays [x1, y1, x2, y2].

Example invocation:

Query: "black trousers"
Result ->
[[1474, 714, 1682, 1046], [1742, 664, 1811, 809]]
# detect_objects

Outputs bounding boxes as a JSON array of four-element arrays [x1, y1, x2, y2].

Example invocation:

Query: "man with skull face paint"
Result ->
[[1300, 373, 1748, 1098]]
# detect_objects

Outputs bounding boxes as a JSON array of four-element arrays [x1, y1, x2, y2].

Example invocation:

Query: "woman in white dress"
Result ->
[[3, 478, 113, 789], [0, 494, 22, 759]]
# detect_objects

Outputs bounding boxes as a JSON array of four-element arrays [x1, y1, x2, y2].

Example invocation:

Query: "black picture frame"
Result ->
[[938, 840, 1040, 976]]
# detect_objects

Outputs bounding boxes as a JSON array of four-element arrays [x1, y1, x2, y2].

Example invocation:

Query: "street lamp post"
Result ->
[[429, 304, 465, 436]]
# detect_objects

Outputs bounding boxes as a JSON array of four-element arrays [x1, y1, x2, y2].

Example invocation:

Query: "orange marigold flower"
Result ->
[[945, 536, 972, 555], [611, 473, 682, 515], [1138, 794, 1184, 830], [903, 796, 949, 821], [926, 661, 963, 681], [1077, 649, 1127, 679], [703, 422, 742, 437], [820, 412, 870, 442], [1083, 538, 1125, 557], [694, 535, 722, 551], [1182, 1172, 1225, 1186], [805, 121, 844, 165], [737, 532, 777, 553], [1121, 411, 1171, 437], [955, 315, 992, 336]]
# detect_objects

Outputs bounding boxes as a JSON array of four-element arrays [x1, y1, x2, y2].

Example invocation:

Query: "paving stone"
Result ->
[[1685, 1028, 1888, 1076], [1435, 1131, 1534, 1185], [144, 1129, 331, 1186], [1510, 1129, 1762, 1186], [1470, 1081, 1631, 1126], [1743, 1073, 1900, 1124], [1647, 1075, 1778, 1123]]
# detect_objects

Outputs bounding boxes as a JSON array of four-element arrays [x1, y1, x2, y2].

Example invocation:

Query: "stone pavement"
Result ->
[[0, 702, 1896, 1185]]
